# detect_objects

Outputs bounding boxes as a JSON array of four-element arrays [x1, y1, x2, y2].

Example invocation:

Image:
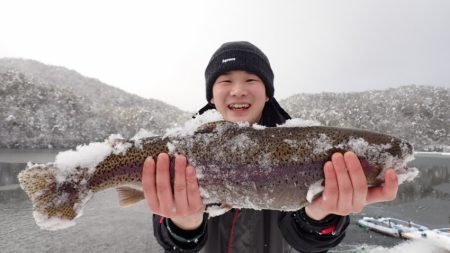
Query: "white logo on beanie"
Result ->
[[222, 58, 236, 63]]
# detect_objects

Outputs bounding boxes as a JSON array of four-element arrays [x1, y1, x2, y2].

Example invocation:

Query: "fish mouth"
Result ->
[[228, 103, 251, 111]]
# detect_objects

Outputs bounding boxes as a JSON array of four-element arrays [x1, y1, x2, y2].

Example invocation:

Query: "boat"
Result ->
[[430, 228, 450, 251], [402, 227, 450, 251], [358, 216, 429, 239]]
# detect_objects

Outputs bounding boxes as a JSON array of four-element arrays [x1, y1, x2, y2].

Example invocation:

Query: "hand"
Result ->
[[305, 151, 398, 221], [142, 153, 205, 230]]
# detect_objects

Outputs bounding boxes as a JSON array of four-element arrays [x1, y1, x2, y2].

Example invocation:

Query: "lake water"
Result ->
[[0, 150, 449, 253]]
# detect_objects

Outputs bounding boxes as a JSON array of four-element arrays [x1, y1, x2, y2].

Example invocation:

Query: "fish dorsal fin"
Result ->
[[194, 120, 236, 134], [116, 186, 145, 208]]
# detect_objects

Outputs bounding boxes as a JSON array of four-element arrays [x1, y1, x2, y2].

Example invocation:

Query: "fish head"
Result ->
[[357, 136, 415, 186]]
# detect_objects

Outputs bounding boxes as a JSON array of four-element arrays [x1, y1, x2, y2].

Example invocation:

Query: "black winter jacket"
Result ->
[[152, 98, 350, 252], [153, 208, 349, 253]]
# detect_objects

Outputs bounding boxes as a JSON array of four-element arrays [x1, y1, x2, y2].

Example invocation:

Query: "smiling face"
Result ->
[[210, 70, 269, 124]]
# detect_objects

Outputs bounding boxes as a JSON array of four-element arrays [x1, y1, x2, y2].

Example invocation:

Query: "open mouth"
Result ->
[[228, 103, 251, 110]]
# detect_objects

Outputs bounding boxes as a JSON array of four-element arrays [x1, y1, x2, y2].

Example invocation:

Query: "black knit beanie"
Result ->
[[204, 41, 274, 101]]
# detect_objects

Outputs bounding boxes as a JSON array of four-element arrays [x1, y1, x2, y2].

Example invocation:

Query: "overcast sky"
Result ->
[[1, 0, 449, 111]]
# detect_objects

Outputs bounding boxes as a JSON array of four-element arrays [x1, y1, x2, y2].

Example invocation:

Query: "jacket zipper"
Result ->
[[227, 209, 240, 253], [263, 210, 270, 253]]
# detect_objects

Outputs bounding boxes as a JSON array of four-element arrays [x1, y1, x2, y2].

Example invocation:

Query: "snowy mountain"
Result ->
[[279, 86, 450, 152], [0, 59, 191, 149], [1, 58, 448, 151]]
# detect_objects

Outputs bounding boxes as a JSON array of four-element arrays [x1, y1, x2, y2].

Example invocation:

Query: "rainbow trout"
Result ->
[[18, 114, 415, 230]]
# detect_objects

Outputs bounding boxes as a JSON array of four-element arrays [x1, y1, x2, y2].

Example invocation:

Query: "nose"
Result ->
[[230, 82, 247, 97]]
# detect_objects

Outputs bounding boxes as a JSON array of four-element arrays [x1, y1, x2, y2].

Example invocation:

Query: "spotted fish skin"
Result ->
[[18, 121, 414, 230]]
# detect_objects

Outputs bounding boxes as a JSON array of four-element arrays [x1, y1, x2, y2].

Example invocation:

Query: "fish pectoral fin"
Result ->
[[306, 179, 324, 203], [116, 187, 145, 208]]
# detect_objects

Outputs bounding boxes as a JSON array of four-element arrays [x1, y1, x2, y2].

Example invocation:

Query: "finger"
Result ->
[[156, 153, 175, 216], [173, 155, 189, 216], [366, 169, 398, 204], [142, 156, 159, 213], [344, 152, 368, 212], [186, 165, 204, 212], [321, 161, 338, 208], [332, 153, 353, 214], [304, 162, 338, 220]]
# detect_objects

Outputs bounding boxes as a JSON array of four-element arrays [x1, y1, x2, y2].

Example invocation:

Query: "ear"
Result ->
[[265, 96, 269, 102], [210, 98, 215, 104]]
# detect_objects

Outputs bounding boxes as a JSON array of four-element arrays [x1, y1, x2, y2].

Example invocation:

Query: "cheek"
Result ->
[[211, 91, 227, 111], [253, 87, 268, 103], [253, 84, 266, 95], [212, 86, 227, 100]]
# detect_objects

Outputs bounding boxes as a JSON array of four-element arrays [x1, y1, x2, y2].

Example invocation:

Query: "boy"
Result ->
[[142, 41, 399, 252]]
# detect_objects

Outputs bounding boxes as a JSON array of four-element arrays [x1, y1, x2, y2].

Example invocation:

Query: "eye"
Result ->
[[215, 79, 231, 84], [246, 79, 259, 83]]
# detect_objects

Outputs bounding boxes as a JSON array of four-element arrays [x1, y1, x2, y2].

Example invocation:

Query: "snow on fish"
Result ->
[[18, 110, 417, 230]]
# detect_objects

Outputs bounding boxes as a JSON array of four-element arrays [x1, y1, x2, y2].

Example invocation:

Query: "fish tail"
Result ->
[[18, 163, 92, 230]]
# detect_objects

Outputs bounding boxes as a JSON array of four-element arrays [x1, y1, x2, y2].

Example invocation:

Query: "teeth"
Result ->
[[229, 103, 250, 109]]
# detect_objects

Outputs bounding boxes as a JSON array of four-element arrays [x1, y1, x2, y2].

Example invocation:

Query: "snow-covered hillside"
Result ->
[[1, 58, 448, 151], [280, 86, 450, 152], [0, 66, 190, 149]]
